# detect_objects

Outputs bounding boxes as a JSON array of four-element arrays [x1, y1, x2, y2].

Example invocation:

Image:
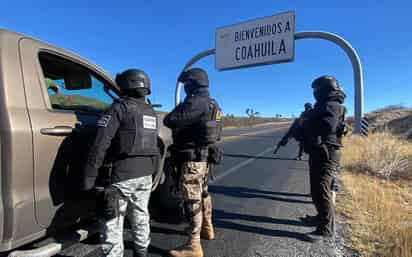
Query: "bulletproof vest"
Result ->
[[172, 97, 222, 153], [112, 99, 158, 156], [320, 104, 346, 147], [302, 102, 345, 153], [196, 99, 223, 146]]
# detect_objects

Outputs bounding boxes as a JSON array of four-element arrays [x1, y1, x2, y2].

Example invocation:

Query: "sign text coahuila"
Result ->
[[215, 11, 295, 70]]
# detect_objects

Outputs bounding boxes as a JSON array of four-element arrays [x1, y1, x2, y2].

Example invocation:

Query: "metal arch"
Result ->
[[174, 31, 364, 134], [294, 31, 364, 134]]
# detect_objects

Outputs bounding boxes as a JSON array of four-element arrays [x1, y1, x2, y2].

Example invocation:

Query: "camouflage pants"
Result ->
[[180, 161, 209, 240], [101, 175, 152, 257]]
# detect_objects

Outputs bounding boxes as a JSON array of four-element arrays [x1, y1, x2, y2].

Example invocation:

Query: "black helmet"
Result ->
[[115, 69, 151, 96], [304, 102, 312, 110], [178, 68, 209, 87], [311, 75, 344, 102], [311, 75, 340, 91]]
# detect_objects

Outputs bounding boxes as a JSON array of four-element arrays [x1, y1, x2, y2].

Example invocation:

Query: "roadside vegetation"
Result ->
[[222, 108, 290, 128], [337, 108, 412, 257], [222, 115, 287, 128]]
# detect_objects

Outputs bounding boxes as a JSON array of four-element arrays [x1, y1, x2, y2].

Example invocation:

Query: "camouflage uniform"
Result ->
[[101, 175, 152, 257], [180, 161, 210, 240]]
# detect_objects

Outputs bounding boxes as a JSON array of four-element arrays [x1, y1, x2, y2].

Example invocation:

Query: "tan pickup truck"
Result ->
[[0, 29, 173, 256]]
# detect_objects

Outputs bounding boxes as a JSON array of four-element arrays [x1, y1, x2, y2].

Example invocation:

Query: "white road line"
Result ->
[[211, 146, 275, 184], [220, 125, 290, 143]]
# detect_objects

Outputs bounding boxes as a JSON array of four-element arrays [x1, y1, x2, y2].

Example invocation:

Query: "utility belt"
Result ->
[[311, 143, 340, 162], [171, 146, 209, 162], [171, 144, 223, 163]]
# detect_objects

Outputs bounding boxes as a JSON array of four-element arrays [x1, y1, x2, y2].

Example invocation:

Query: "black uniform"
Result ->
[[166, 68, 222, 256], [164, 87, 218, 162], [303, 77, 346, 237], [83, 97, 158, 190]]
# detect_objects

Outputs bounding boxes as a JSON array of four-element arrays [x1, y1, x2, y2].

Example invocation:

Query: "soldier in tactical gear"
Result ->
[[164, 67, 222, 257], [82, 69, 158, 257], [302, 75, 346, 241], [275, 103, 312, 160]]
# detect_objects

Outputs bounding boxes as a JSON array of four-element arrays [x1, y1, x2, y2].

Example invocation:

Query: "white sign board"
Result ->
[[215, 11, 295, 70]]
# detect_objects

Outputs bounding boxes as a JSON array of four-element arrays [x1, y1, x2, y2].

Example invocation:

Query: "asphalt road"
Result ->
[[138, 123, 340, 257]]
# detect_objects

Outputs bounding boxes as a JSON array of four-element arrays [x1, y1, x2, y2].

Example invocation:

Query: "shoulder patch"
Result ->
[[97, 115, 112, 127]]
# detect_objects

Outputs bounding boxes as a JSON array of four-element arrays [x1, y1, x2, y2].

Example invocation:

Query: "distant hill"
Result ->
[[221, 115, 291, 128], [350, 105, 412, 139]]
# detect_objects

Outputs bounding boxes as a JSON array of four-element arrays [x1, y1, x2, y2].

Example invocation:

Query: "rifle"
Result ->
[[273, 137, 288, 155], [273, 142, 282, 155]]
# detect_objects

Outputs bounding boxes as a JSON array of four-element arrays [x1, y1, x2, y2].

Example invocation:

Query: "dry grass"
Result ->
[[338, 133, 412, 257], [338, 173, 412, 257], [341, 132, 412, 179]]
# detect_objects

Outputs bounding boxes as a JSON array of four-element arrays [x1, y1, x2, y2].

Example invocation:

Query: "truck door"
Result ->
[[19, 38, 117, 229]]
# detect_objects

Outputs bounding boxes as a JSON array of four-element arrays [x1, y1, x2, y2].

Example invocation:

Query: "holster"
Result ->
[[207, 145, 223, 165], [170, 160, 182, 192], [96, 186, 121, 221]]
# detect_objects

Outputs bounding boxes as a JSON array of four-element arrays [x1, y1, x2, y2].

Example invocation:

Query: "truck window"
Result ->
[[38, 52, 113, 113]]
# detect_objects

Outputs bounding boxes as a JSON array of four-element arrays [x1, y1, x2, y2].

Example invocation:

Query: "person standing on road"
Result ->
[[82, 69, 159, 257], [276, 103, 312, 160], [302, 75, 346, 241], [164, 68, 222, 257]]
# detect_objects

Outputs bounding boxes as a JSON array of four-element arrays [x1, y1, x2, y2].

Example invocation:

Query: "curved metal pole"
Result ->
[[294, 31, 364, 134], [174, 31, 364, 134], [175, 49, 216, 105]]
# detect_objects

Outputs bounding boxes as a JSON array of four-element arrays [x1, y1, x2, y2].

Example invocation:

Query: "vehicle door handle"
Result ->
[[40, 126, 75, 136]]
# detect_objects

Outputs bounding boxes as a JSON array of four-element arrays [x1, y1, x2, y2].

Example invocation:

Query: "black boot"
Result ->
[[134, 248, 148, 257], [300, 214, 320, 226], [304, 227, 334, 243]]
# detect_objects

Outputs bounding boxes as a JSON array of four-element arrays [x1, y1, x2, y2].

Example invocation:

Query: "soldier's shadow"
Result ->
[[213, 209, 309, 241], [209, 185, 312, 204], [223, 153, 307, 161]]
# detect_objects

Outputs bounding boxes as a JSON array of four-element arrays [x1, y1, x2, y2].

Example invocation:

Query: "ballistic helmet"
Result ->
[[115, 69, 151, 96], [178, 68, 209, 87], [311, 75, 345, 101]]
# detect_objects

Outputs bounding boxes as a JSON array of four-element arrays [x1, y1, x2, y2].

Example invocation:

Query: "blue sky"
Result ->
[[2, 0, 411, 117]]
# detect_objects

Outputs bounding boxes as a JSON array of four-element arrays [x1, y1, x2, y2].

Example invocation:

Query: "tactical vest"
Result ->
[[196, 98, 223, 146], [320, 104, 346, 147], [302, 103, 346, 153], [112, 99, 158, 156]]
